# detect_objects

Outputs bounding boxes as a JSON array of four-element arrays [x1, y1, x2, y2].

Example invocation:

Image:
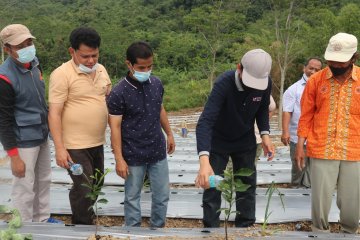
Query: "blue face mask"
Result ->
[[79, 63, 99, 74], [133, 70, 151, 82], [16, 45, 36, 63]]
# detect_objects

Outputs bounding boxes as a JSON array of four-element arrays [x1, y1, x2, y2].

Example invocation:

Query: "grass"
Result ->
[[163, 79, 209, 111]]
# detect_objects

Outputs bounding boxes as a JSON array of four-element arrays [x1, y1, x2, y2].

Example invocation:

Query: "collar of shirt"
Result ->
[[301, 73, 308, 85], [23, 63, 31, 69], [302, 73, 309, 83], [235, 70, 244, 91], [10, 56, 39, 73], [124, 72, 151, 89]]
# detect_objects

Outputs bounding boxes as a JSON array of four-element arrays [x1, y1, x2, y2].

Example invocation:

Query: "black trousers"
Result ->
[[203, 147, 257, 227], [67, 145, 104, 225]]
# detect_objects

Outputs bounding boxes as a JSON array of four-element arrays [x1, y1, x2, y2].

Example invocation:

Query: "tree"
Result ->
[[0, 0, 20, 63], [183, 0, 247, 89], [2, 0, 360, 112], [268, 0, 307, 129], [337, 3, 360, 40]]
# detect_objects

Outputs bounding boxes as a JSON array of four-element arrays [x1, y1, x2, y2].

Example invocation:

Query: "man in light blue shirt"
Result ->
[[281, 57, 322, 187]]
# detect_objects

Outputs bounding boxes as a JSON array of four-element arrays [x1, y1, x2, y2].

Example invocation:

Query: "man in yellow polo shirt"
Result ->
[[48, 27, 111, 225]]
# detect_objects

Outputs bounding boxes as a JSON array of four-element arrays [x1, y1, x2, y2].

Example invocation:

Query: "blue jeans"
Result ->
[[124, 159, 170, 227]]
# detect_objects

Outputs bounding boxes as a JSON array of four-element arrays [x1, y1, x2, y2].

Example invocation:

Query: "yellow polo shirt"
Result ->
[[49, 59, 111, 149]]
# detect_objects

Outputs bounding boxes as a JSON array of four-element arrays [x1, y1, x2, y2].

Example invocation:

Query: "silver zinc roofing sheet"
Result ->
[[0, 185, 342, 224]]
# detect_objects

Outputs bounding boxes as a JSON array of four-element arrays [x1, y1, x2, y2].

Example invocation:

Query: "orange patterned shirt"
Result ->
[[298, 65, 360, 161]]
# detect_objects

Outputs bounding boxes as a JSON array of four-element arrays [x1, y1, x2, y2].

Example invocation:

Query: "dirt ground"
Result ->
[[52, 214, 345, 234]]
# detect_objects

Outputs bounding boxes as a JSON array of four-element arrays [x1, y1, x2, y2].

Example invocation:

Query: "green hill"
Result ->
[[0, 0, 359, 110]]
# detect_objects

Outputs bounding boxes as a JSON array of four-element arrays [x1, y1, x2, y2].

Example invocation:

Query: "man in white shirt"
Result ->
[[281, 58, 322, 187], [255, 95, 276, 162]]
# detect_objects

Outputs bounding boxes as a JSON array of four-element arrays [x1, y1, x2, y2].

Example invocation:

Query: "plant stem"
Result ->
[[95, 203, 98, 236], [225, 215, 229, 240], [82, 173, 91, 185]]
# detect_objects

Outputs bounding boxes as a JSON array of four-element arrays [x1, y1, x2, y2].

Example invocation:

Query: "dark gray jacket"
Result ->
[[0, 57, 48, 148]]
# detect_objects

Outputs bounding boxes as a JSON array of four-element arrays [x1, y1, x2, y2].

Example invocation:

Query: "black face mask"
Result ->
[[329, 65, 352, 76], [239, 78, 252, 91]]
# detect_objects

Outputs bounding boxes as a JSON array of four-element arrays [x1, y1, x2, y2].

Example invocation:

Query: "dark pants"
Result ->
[[67, 145, 104, 225], [203, 147, 257, 228]]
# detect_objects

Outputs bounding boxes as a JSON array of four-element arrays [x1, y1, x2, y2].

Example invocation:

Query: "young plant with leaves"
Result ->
[[216, 168, 254, 240], [82, 168, 111, 237], [0, 205, 32, 240], [260, 181, 285, 236]]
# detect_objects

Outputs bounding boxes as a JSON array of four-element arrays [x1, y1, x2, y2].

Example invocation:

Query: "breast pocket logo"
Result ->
[[252, 97, 262, 102], [355, 86, 360, 95], [320, 85, 328, 94]]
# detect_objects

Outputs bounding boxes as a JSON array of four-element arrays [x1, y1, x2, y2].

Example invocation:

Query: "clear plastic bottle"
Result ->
[[209, 175, 224, 188], [68, 162, 83, 175]]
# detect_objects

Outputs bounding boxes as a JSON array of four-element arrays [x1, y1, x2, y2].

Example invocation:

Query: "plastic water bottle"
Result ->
[[68, 161, 83, 175], [209, 175, 224, 188]]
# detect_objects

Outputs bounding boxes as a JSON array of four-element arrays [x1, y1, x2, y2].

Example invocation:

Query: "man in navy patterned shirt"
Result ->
[[107, 41, 175, 227]]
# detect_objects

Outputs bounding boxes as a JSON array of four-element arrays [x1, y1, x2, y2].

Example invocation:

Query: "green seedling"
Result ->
[[0, 205, 32, 240], [82, 168, 111, 238], [216, 168, 254, 240], [260, 181, 285, 236], [143, 173, 150, 189]]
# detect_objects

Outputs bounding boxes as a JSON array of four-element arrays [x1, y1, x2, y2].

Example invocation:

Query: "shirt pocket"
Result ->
[[69, 77, 93, 98], [350, 88, 360, 115], [94, 75, 110, 96], [15, 113, 44, 141]]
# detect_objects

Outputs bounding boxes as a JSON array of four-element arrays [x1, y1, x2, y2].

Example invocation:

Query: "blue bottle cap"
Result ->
[[69, 162, 83, 175], [209, 175, 216, 188]]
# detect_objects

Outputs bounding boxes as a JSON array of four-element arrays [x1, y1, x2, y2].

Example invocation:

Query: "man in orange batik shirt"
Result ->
[[296, 32, 360, 234]]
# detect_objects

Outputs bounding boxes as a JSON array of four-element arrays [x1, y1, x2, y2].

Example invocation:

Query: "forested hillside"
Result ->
[[0, 0, 359, 110]]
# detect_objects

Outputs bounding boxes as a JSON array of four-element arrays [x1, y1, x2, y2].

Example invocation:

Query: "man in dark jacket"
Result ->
[[195, 49, 275, 228], [0, 24, 54, 222]]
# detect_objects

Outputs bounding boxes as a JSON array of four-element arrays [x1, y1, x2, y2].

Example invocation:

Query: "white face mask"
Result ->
[[74, 50, 99, 73], [16, 45, 36, 63], [79, 63, 99, 73]]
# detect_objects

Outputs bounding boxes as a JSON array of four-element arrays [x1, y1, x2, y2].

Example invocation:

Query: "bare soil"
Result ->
[[51, 214, 345, 234]]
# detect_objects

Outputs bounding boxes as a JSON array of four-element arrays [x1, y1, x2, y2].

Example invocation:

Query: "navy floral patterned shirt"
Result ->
[[107, 74, 166, 166]]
